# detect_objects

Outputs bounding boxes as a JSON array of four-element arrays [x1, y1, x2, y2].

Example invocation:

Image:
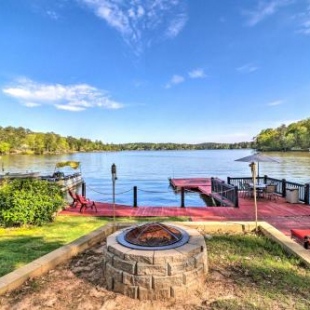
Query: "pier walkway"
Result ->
[[169, 177, 212, 195]]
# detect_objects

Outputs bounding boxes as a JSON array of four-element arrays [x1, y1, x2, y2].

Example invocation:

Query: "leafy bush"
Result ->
[[0, 179, 66, 227]]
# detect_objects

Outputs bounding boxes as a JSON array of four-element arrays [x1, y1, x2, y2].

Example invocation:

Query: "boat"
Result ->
[[0, 171, 40, 180], [40, 161, 83, 190]]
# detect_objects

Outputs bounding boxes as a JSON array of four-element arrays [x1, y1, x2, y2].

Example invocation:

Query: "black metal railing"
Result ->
[[211, 177, 239, 208]]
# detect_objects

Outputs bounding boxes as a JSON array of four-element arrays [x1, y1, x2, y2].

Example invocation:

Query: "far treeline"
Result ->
[[0, 126, 251, 155], [255, 118, 310, 151], [0, 118, 309, 155]]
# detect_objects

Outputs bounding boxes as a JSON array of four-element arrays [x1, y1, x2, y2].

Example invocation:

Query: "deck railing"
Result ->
[[211, 177, 239, 208], [227, 175, 310, 204]]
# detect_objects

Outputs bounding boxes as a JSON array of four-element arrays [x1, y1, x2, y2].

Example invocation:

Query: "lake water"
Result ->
[[1, 150, 310, 207]]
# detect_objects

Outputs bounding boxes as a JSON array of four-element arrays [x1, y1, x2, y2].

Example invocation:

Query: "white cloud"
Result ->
[[55, 104, 86, 111], [46, 10, 59, 20], [236, 63, 259, 73], [165, 74, 185, 89], [2, 78, 123, 111], [188, 68, 206, 79], [24, 102, 41, 107], [165, 13, 188, 38], [294, 3, 310, 35], [242, 0, 293, 26], [300, 18, 310, 34], [80, 0, 187, 55], [243, 1, 310, 36], [165, 68, 206, 88], [267, 100, 284, 106]]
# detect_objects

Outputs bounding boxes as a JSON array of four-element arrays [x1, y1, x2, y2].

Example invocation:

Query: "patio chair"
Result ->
[[264, 184, 277, 201], [68, 188, 79, 208], [76, 194, 97, 213], [243, 182, 253, 198], [238, 181, 245, 197]]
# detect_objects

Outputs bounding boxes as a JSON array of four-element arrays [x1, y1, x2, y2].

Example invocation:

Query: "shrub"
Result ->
[[0, 179, 66, 227]]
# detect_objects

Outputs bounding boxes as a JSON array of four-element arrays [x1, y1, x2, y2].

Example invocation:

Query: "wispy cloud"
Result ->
[[188, 68, 206, 79], [294, 2, 310, 35], [267, 99, 284, 106], [236, 63, 259, 74], [80, 0, 188, 55], [165, 74, 185, 89], [242, 0, 293, 26], [166, 13, 188, 38], [165, 67, 206, 88], [299, 18, 310, 34], [2, 78, 123, 111], [46, 10, 59, 20]]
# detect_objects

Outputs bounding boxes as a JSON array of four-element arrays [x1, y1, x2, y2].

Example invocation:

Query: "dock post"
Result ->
[[234, 186, 239, 208], [133, 186, 138, 207], [304, 183, 310, 205], [282, 179, 286, 197], [82, 181, 86, 196], [264, 175, 268, 184], [181, 187, 185, 208]]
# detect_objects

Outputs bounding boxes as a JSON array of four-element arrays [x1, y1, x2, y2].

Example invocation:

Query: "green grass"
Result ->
[[1, 219, 310, 308], [0, 215, 189, 277], [206, 233, 310, 309]]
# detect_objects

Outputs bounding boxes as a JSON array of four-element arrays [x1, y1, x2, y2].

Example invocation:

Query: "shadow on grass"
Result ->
[[0, 236, 66, 277]]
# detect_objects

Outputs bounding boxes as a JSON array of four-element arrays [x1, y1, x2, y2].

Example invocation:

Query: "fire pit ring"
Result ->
[[117, 222, 190, 250]]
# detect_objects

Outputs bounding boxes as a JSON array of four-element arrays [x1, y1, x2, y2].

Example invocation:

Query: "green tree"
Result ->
[[0, 142, 10, 154]]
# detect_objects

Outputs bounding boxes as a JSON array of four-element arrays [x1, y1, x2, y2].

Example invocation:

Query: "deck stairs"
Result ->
[[201, 193, 217, 206]]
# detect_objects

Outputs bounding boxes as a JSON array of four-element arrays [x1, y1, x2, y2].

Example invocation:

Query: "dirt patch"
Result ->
[[0, 239, 306, 310]]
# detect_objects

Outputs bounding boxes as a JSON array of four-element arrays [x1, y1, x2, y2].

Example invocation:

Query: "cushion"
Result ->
[[291, 229, 310, 249], [291, 229, 310, 240]]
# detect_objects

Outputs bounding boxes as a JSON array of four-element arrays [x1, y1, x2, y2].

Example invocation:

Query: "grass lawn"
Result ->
[[206, 232, 310, 309], [0, 215, 189, 277], [1, 229, 309, 309]]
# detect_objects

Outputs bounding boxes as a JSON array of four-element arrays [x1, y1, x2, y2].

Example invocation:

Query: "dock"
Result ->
[[169, 177, 212, 195]]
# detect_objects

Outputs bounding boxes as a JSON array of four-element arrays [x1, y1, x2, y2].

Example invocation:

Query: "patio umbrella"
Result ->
[[235, 153, 280, 181]]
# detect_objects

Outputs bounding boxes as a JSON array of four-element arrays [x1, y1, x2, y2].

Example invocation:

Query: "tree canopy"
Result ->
[[0, 125, 252, 154], [2, 118, 310, 155], [255, 118, 310, 151]]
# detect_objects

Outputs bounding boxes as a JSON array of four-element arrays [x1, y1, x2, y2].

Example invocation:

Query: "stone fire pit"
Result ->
[[102, 222, 208, 300]]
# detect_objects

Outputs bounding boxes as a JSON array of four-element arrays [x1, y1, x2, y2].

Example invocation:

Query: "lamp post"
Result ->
[[111, 163, 117, 226], [249, 162, 258, 232]]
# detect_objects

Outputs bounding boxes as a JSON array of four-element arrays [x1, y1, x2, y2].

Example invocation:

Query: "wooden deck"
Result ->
[[59, 177, 310, 239], [169, 177, 212, 194], [60, 194, 310, 238]]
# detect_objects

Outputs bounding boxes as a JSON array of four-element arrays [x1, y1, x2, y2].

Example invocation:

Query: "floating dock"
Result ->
[[169, 177, 212, 195]]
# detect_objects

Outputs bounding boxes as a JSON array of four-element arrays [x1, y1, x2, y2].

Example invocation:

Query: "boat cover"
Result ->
[[55, 161, 80, 169]]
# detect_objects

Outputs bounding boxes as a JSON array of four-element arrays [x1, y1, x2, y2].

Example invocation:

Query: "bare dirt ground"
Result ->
[[0, 241, 233, 310], [0, 239, 305, 310]]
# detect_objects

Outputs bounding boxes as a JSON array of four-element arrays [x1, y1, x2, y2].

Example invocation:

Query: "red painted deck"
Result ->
[[169, 177, 212, 193], [60, 193, 310, 238], [60, 177, 310, 239]]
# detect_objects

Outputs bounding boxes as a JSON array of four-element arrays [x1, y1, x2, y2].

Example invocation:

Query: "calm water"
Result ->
[[1, 150, 310, 207]]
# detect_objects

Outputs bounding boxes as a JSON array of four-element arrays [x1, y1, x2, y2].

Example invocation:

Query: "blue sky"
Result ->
[[1, 0, 310, 144]]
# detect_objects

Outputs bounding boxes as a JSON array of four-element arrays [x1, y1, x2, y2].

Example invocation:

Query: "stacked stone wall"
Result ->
[[102, 225, 208, 300]]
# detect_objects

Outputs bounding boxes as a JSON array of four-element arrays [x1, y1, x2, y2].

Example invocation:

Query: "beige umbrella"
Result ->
[[235, 153, 280, 182]]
